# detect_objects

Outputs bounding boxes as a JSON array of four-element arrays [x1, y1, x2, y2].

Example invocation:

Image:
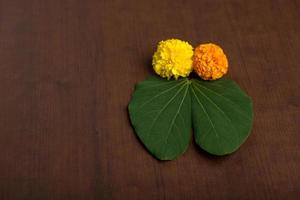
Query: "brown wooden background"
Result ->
[[0, 0, 299, 199]]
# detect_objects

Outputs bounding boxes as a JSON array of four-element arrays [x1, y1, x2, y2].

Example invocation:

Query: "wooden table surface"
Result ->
[[0, 0, 299, 199]]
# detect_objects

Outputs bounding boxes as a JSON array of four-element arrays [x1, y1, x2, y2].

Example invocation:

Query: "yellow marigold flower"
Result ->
[[152, 39, 193, 79], [193, 43, 228, 80]]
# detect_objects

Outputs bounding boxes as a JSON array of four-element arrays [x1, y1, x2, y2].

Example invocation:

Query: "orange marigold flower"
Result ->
[[193, 43, 228, 80]]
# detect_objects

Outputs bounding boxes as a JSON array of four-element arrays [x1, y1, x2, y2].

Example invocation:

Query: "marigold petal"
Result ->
[[152, 39, 193, 79], [193, 43, 228, 80]]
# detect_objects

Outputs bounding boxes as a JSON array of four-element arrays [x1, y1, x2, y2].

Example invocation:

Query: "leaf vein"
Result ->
[[144, 83, 188, 141], [193, 81, 251, 120], [162, 84, 189, 155], [137, 81, 186, 110], [193, 85, 240, 145]]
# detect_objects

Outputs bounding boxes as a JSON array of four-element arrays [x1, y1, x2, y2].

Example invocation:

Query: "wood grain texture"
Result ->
[[0, 0, 299, 199]]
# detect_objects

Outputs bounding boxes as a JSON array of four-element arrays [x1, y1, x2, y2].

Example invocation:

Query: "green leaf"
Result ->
[[190, 79, 253, 155], [128, 75, 253, 160], [128, 76, 192, 160]]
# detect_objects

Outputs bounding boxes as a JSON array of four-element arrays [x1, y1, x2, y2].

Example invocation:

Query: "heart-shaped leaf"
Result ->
[[128, 75, 253, 160], [128, 76, 192, 160], [190, 79, 253, 155]]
